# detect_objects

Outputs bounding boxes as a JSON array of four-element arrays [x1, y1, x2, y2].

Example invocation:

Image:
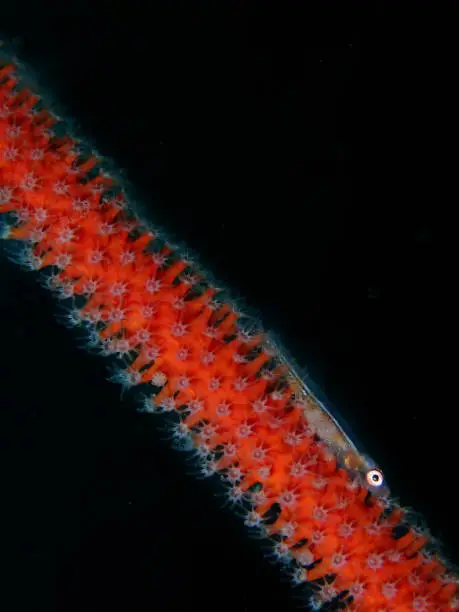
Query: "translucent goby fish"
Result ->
[[270, 339, 390, 499]]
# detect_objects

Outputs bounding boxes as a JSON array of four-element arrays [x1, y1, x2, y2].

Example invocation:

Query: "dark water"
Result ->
[[1, 6, 455, 611]]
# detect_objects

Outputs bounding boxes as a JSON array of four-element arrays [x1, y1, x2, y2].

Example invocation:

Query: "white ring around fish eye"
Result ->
[[366, 468, 384, 488]]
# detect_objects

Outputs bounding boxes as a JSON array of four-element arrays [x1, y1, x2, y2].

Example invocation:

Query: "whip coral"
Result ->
[[1, 50, 457, 611]]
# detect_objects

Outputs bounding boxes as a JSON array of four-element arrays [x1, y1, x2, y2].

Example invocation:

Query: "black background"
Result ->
[[1, 4, 456, 611]]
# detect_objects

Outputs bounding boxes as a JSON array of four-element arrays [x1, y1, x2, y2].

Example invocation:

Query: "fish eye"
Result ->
[[366, 468, 384, 488]]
